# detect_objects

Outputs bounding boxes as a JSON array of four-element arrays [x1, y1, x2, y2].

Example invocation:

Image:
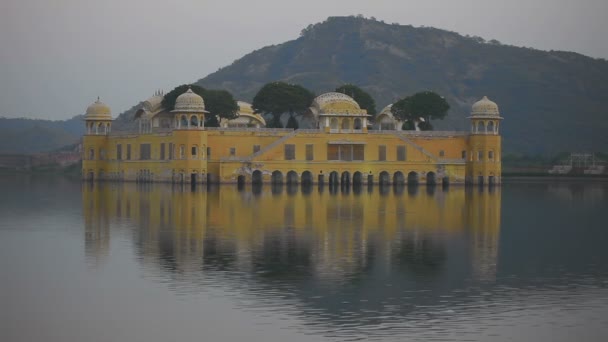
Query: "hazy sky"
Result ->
[[1, 0, 607, 120]]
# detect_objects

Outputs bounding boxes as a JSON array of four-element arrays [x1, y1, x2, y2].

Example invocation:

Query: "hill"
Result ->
[[0, 116, 83, 154], [195, 16, 608, 155]]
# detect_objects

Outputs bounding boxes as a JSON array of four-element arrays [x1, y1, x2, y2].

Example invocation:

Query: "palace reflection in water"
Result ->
[[83, 183, 502, 325]]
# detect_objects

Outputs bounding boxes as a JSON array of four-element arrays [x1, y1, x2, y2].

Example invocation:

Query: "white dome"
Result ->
[[85, 98, 112, 120], [172, 88, 207, 113], [471, 96, 500, 117]]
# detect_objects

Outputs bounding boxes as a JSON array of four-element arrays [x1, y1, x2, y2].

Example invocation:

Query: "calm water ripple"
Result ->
[[1, 175, 608, 341]]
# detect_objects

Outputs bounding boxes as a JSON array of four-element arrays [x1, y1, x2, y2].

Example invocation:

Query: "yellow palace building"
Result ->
[[82, 89, 503, 185]]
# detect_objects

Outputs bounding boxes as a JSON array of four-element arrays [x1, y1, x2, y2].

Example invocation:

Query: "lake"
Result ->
[[1, 175, 608, 341]]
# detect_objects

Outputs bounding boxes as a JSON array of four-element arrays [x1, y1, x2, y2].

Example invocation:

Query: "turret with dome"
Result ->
[[84, 97, 112, 135]]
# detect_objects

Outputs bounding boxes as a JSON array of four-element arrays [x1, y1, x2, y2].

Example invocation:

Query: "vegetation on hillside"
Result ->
[[195, 16, 608, 154]]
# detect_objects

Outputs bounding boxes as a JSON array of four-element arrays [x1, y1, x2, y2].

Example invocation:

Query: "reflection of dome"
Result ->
[[312, 92, 362, 113], [471, 96, 499, 117], [172, 88, 206, 113], [85, 98, 112, 120]]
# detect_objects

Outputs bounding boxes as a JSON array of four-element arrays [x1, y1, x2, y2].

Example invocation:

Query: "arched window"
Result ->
[[488, 151, 494, 160], [477, 121, 485, 133], [341, 119, 350, 130], [487, 121, 494, 134], [330, 118, 339, 130], [354, 118, 362, 130], [181, 115, 188, 128], [190, 115, 198, 127]]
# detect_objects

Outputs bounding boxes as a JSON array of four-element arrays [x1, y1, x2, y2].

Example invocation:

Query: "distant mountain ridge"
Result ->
[[2, 16, 607, 155], [0, 116, 83, 154], [195, 16, 608, 154]]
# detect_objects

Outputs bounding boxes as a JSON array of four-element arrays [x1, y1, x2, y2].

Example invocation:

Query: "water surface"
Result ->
[[1, 176, 608, 341]]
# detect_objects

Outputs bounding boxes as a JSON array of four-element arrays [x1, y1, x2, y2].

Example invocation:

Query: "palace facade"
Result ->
[[82, 89, 503, 185]]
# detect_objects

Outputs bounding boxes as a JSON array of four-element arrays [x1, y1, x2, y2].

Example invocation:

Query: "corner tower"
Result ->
[[84, 97, 112, 135], [466, 96, 503, 185], [82, 98, 113, 181]]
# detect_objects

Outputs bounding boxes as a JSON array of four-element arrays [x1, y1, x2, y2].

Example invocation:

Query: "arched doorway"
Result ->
[[393, 171, 405, 185], [301, 171, 313, 185], [271, 171, 283, 184], [407, 171, 419, 185], [237, 175, 246, 186], [426, 172, 437, 186], [252, 170, 263, 184], [379, 171, 390, 185], [286, 171, 298, 185], [353, 172, 363, 185], [341, 171, 350, 186], [329, 171, 339, 186]]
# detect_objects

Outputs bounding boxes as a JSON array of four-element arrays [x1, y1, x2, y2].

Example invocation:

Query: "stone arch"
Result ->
[[379, 171, 390, 185], [286, 171, 298, 185], [329, 171, 339, 186], [341, 171, 350, 186], [477, 121, 485, 133], [393, 171, 405, 185], [426, 171, 437, 185], [252, 170, 263, 184], [330, 118, 339, 130], [301, 171, 313, 185], [190, 115, 199, 127], [353, 171, 363, 185], [237, 175, 246, 187], [180, 115, 188, 128], [487, 121, 494, 134], [407, 171, 419, 185], [341, 119, 350, 130], [354, 118, 362, 130], [271, 171, 283, 184]]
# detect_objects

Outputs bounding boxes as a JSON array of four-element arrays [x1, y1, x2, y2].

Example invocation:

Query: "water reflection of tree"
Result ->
[[252, 233, 313, 280], [393, 235, 446, 276]]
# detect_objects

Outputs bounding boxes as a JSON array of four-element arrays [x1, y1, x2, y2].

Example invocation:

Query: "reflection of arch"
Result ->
[[330, 118, 339, 130], [477, 121, 485, 133], [252, 170, 263, 184], [487, 121, 494, 134], [286, 171, 298, 185], [379, 171, 390, 185], [489, 173, 496, 185], [301, 171, 313, 185], [354, 118, 362, 130], [271, 171, 283, 184], [426, 172, 437, 185], [393, 171, 405, 185], [341, 171, 350, 186], [341, 119, 350, 130], [407, 171, 419, 185], [236, 175, 245, 186], [442, 176, 449, 187], [329, 171, 339, 186], [353, 171, 363, 185]]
